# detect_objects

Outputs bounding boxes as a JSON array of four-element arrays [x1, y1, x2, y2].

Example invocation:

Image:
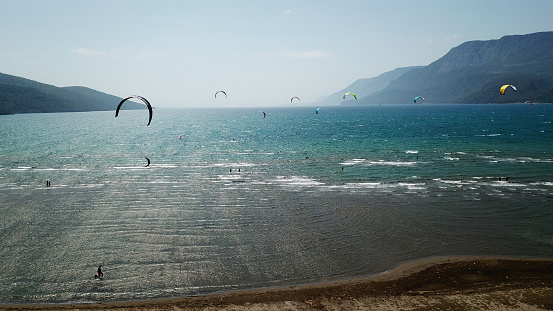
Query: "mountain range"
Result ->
[[0, 72, 144, 115], [314, 66, 422, 106], [1, 31, 552, 114], [316, 31, 553, 105]]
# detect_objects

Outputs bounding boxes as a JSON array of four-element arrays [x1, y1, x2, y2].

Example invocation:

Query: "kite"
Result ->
[[343, 93, 357, 100], [115, 95, 153, 126], [500, 84, 517, 95], [215, 90, 227, 98]]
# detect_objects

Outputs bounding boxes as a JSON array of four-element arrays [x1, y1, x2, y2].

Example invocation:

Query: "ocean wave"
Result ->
[[211, 162, 258, 168], [332, 182, 427, 191], [443, 156, 460, 161], [530, 181, 553, 186], [340, 158, 366, 166], [114, 166, 150, 170], [489, 181, 528, 187], [484, 156, 553, 163], [368, 160, 417, 166], [35, 168, 88, 171], [272, 176, 324, 187], [10, 167, 32, 171]]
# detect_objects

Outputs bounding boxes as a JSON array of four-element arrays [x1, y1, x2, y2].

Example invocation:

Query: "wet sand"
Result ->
[[2, 256, 553, 311]]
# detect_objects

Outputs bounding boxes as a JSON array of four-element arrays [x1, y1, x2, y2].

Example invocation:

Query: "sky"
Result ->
[[1, 0, 553, 108]]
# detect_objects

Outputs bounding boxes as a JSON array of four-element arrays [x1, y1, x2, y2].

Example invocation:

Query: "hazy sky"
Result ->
[[2, 0, 553, 108]]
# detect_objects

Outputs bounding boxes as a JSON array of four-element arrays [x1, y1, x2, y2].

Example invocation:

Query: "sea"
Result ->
[[1, 104, 552, 304]]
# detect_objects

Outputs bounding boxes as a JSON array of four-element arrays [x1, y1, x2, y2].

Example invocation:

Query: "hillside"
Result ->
[[354, 31, 553, 104], [0, 72, 145, 115], [314, 66, 421, 106]]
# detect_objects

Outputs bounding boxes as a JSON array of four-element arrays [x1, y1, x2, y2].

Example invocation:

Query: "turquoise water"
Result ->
[[1, 104, 552, 303]]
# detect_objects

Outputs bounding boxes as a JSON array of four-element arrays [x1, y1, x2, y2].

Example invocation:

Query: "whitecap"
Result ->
[[341, 182, 386, 189], [530, 182, 553, 186], [34, 168, 87, 171], [217, 175, 246, 181], [152, 164, 179, 168], [211, 162, 257, 168], [114, 166, 148, 170], [438, 179, 464, 184], [443, 156, 459, 161], [272, 176, 324, 187], [340, 158, 366, 166], [368, 161, 416, 166], [398, 182, 427, 190], [11, 167, 32, 171], [147, 180, 182, 184], [490, 181, 527, 187]]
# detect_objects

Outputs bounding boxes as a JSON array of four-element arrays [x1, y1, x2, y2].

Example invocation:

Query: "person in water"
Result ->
[[96, 265, 103, 279]]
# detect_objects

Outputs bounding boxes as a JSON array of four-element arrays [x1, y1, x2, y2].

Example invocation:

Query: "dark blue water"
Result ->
[[0, 104, 552, 303]]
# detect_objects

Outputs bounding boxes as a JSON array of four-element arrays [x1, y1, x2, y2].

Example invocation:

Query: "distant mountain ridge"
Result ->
[[0, 72, 144, 115], [314, 66, 421, 106], [352, 31, 553, 104], [3, 31, 553, 113]]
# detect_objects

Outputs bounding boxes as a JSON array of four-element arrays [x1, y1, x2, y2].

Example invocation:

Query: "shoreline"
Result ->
[[2, 256, 553, 310]]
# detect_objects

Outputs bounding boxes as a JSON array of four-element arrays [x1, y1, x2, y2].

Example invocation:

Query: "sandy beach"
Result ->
[[2, 256, 552, 311]]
